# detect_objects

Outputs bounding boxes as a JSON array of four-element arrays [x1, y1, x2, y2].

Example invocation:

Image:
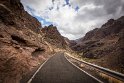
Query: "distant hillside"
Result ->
[[70, 16, 124, 73], [41, 25, 67, 49]]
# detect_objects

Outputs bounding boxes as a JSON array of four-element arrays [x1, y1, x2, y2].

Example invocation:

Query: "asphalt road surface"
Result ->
[[30, 53, 100, 83]]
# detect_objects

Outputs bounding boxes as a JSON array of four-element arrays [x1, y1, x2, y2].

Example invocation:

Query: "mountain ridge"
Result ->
[[69, 16, 124, 73]]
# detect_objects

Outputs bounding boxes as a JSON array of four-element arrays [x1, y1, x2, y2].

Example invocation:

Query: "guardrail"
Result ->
[[65, 53, 124, 82]]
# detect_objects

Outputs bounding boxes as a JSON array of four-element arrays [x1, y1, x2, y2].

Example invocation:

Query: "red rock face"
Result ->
[[0, 0, 68, 82], [0, 0, 52, 83], [41, 25, 67, 49], [0, 0, 41, 33], [70, 16, 124, 73]]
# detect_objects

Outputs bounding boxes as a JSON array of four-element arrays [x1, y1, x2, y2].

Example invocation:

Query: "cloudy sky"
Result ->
[[21, 0, 124, 40]]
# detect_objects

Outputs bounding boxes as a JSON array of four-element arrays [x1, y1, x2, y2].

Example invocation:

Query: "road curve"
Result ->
[[30, 52, 100, 83]]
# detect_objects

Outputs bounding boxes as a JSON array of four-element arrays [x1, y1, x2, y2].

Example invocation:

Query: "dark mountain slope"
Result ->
[[70, 16, 124, 73]]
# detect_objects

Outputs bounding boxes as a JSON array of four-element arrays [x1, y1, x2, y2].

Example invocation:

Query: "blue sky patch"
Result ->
[[34, 16, 53, 26], [26, 6, 53, 26], [75, 6, 79, 11], [65, 0, 70, 5], [26, 6, 35, 15], [26, 6, 35, 12], [63, 0, 71, 7]]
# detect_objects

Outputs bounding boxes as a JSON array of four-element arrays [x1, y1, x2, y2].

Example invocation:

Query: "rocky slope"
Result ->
[[0, 0, 62, 83], [41, 25, 67, 50], [70, 16, 124, 73]]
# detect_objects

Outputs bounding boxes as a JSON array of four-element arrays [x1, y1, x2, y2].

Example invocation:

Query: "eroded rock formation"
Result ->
[[0, 0, 52, 83], [70, 16, 124, 73]]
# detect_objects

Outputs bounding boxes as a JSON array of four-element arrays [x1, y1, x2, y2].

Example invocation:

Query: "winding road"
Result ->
[[29, 52, 101, 83]]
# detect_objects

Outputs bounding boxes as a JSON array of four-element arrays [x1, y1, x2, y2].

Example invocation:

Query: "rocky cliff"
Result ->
[[41, 25, 67, 50], [70, 16, 124, 73], [0, 0, 54, 83]]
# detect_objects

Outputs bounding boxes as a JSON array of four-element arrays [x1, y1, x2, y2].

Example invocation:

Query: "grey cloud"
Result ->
[[76, 8, 106, 22], [75, 0, 124, 26], [121, 3, 124, 12], [76, 0, 123, 16], [91, 0, 123, 16], [59, 26, 85, 35], [102, 0, 121, 15]]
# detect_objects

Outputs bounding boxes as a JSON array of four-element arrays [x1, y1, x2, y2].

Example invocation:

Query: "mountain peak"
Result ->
[[69, 16, 124, 73]]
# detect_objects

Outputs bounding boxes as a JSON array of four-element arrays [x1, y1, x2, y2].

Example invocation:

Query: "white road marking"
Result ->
[[64, 54, 104, 83], [27, 55, 54, 83]]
